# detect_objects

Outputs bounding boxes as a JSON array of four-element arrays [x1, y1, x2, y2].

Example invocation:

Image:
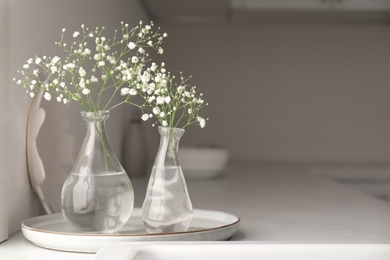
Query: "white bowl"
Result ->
[[178, 147, 229, 179]]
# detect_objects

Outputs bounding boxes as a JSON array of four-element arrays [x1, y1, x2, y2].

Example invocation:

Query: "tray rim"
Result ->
[[21, 208, 240, 237]]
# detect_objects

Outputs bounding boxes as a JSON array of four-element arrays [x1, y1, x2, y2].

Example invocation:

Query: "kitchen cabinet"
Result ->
[[336, 0, 390, 11], [231, 0, 390, 11]]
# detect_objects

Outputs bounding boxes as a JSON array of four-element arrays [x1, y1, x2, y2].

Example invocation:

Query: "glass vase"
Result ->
[[142, 126, 193, 233], [61, 110, 134, 233]]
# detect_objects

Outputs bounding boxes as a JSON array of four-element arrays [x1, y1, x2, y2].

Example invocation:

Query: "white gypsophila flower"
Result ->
[[129, 89, 137, 96], [158, 47, 163, 54], [162, 120, 168, 126], [150, 63, 157, 72], [50, 66, 58, 73], [141, 71, 150, 84], [30, 92, 35, 98], [107, 56, 116, 64], [163, 33, 168, 37], [156, 96, 164, 104], [90, 76, 98, 83], [188, 108, 192, 114], [79, 80, 86, 89], [82, 88, 90, 95], [141, 114, 149, 121], [131, 56, 139, 63], [52, 56, 60, 64], [197, 116, 206, 128], [16, 22, 179, 121], [153, 107, 160, 115], [78, 67, 86, 77], [44, 92, 51, 101], [121, 87, 130, 96], [128, 42, 136, 49]]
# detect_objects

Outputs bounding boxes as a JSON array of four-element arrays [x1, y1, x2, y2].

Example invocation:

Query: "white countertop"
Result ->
[[2, 163, 390, 259]]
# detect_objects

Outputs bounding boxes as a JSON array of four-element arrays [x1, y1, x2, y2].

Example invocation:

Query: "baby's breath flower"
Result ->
[[82, 89, 90, 95], [141, 114, 149, 121], [90, 76, 98, 83], [129, 89, 137, 96], [121, 87, 130, 96], [197, 116, 206, 128], [156, 96, 164, 104], [153, 107, 160, 115], [13, 21, 207, 129], [128, 42, 136, 49], [44, 92, 51, 101], [131, 56, 138, 63], [78, 67, 86, 77]]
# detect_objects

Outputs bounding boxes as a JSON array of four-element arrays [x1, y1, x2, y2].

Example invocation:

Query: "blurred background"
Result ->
[[3, 0, 390, 235]]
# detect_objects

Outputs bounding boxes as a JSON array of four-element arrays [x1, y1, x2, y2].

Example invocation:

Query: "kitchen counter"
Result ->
[[2, 163, 390, 259]]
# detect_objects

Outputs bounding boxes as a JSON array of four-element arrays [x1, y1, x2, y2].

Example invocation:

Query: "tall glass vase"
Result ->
[[142, 126, 193, 233], [61, 110, 134, 233]]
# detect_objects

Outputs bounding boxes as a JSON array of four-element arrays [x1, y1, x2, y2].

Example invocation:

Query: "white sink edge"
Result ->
[[94, 242, 390, 260]]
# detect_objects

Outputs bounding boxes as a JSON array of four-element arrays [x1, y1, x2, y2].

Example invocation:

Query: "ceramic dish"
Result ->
[[179, 147, 229, 179], [21, 208, 240, 253]]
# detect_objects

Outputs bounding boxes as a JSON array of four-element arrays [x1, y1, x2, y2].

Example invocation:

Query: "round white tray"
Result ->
[[21, 208, 240, 253]]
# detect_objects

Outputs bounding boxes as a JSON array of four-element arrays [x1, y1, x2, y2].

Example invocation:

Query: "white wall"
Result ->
[[151, 23, 390, 164], [8, 0, 149, 234], [0, 0, 10, 242]]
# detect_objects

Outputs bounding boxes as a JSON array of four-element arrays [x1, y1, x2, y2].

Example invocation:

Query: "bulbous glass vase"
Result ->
[[61, 110, 134, 233], [142, 126, 193, 233]]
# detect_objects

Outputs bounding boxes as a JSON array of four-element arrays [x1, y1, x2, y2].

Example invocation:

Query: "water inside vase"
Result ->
[[61, 171, 134, 233], [142, 166, 192, 233]]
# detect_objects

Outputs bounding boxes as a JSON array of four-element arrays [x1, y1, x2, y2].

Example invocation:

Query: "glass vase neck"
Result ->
[[155, 126, 185, 167], [81, 110, 110, 122], [158, 126, 185, 138]]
